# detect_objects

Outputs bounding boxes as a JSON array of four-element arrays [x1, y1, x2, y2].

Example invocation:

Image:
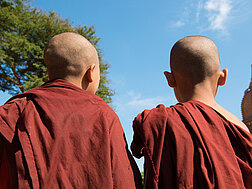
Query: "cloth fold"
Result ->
[[0, 79, 141, 188], [131, 101, 252, 189]]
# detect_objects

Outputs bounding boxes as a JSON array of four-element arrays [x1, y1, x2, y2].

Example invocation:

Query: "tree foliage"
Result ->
[[0, 0, 113, 103]]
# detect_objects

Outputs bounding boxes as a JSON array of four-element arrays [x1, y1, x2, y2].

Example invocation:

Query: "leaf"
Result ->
[[0, 0, 113, 103]]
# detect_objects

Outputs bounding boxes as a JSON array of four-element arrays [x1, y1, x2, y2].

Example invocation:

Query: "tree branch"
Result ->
[[0, 66, 19, 86], [11, 66, 24, 93]]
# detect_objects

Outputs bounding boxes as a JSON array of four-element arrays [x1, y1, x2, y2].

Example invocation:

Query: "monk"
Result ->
[[0, 32, 142, 188], [131, 36, 252, 189]]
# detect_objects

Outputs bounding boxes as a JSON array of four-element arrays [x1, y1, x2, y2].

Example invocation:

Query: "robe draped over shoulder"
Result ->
[[0, 79, 142, 189], [131, 101, 252, 189]]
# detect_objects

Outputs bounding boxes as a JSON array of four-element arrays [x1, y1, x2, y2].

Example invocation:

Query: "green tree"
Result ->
[[0, 0, 113, 103]]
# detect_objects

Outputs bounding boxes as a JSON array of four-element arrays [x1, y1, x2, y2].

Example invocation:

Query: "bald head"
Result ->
[[44, 32, 99, 80], [170, 36, 220, 84]]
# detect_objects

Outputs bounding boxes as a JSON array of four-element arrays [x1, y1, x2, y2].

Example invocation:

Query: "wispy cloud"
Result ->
[[112, 90, 176, 150], [196, 0, 204, 22], [113, 90, 175, 117], [170, 3, 192, 29], [173, 20, 185, 28], [172, 0, 233, 34], [126, 91, 166, 109], [204, 0, 232, 31], [114, 91, 169, 172]]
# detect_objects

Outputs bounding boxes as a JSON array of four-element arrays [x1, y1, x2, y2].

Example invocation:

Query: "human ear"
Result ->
[[218, 68, 228, 86], [164, 71, 176, 88], [85, 64, 96, 83]]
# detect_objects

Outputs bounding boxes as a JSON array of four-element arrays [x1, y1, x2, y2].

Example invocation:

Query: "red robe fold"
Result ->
[[131, 101, 252, 189], [0, 79, 142, 188]]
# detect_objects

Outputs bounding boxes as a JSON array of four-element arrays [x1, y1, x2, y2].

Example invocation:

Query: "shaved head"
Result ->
[[170, 36, 220, 84], [44, 32, 99, 80]]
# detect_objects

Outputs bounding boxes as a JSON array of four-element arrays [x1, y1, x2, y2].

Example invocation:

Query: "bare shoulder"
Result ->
[[214, 104, 250, 133]]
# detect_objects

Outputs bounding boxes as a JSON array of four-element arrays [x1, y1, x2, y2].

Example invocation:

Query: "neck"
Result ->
[[180, 83, 218, 108], [49, 76, 83, 89], [189, 93, 218, 107]]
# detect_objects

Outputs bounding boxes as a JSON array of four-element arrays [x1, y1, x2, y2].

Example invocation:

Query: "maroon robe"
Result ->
[[0, 79, 142, 188], [131, 101, 252, 189]]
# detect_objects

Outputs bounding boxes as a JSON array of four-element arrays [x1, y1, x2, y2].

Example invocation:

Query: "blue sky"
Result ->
[[1, 0, 252, 170]]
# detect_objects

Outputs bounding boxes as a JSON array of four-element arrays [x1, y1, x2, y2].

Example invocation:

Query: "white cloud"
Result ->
[[172, 0, 233, 34], [112, 90, 177, 126], [127, 96, 165, 108], [196, 0, 203, 22], [113, 90, 175, 118], [112, 91, 169, 172], [126, 91, 165, 109], [204, 0, 232, 31], [173, 20, 185, 28], [171, 3, 192, 29]]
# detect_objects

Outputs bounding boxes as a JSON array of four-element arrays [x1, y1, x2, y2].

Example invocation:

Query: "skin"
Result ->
[[44, 32, 100, 94], [164, 36, 250, 133]]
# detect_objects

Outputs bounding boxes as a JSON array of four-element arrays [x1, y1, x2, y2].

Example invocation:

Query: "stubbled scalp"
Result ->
[[44, 32, 98, 80], [170, 36, 220, 84]]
